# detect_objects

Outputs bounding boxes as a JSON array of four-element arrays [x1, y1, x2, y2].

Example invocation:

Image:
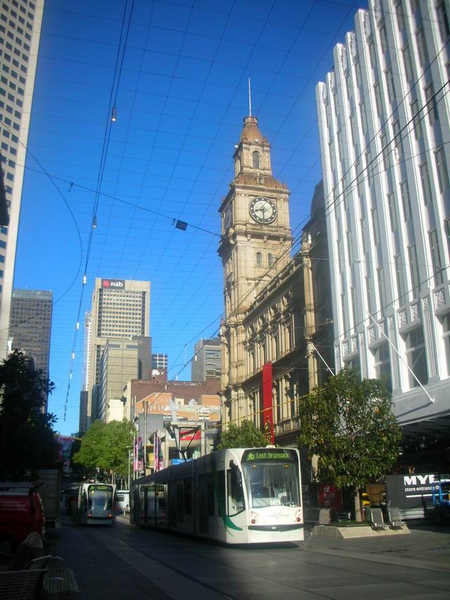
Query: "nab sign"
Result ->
[[102, 279, 125, 289]]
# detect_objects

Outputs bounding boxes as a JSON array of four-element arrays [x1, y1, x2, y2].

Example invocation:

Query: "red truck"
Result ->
[[0, 482, 45, 552]]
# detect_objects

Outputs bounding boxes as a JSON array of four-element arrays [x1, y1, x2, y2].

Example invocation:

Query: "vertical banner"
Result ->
[[262, 362, 274, 444], [154, 434, 164, 472], [134, 437, 144, 474], [154, 434, 159, 472], [57, 435, 73, 473]]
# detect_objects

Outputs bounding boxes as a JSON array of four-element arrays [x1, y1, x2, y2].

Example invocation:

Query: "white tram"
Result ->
[[73, 482, 116, 526], [130, 447, 304, 544]]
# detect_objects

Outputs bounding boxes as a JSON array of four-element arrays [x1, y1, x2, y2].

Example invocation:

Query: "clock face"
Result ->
[[249, 197, 277, 224]]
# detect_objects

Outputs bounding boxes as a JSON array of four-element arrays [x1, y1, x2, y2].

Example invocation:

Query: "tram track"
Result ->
[[88, 523, 352, 599], [53, 516, 450, 600]]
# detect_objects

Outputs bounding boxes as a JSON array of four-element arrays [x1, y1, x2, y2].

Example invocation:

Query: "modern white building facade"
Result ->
[[316, 0, 450, 436], [0, 0, 45, 359]]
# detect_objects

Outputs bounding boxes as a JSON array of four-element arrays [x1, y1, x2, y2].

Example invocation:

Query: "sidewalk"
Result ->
[[303, 521, 450, 572]]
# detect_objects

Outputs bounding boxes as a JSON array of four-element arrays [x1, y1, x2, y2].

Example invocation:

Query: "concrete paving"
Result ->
[[45, 515, 450, 599], [304, 520, 450, 573]]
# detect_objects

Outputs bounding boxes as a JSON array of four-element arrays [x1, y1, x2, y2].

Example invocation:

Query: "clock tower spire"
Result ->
[[218, 112, 292, 392]]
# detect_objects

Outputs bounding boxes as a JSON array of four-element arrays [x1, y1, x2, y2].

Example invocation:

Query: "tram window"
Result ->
[[217, 470, 226, 517], [184, 478, 192, 515], [227, 462, 244, 515], [207, 474, 214, 516]]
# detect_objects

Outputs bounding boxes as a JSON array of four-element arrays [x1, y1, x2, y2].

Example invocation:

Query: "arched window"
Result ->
[[252, 151, 260, 169], [256, 252, 263, 267], [268, 253, 275, 267]]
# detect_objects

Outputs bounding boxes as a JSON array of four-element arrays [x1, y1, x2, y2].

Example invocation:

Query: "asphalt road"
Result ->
[[45, 515, 450, 599]]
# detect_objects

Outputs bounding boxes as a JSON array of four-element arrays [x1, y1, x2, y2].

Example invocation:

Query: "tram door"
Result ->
[[198, 474, 208, 534]]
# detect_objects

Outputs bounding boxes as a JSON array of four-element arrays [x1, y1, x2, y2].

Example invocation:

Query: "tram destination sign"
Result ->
[[242, 449, 296, 463]]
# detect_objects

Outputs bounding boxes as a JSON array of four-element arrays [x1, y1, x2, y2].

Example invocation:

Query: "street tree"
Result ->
[[297, 368, 402, 520], [73, 419, 135, 483], [0, 350, 59, 479], [217, 419, 268, 450]]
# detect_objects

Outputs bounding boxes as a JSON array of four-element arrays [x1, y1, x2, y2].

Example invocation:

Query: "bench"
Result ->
[[318, 508, 331, 524], [0, 567, 47, 600], [0, 530, 50, 572], [42, 566, 80, 599], [369, 507, 386, 531], [388, 506, 403, 529]]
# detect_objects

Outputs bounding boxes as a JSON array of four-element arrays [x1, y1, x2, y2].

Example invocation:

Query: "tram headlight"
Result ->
[[250, 511, 258, 525], [295, 510, 302, 523]]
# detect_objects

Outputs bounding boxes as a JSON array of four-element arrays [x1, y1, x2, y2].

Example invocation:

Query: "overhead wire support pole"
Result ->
[[367, 312, 433, 404]]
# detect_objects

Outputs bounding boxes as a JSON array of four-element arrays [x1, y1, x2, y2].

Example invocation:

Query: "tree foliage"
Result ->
[[298, 369, 402, 489], [73, 419, 135, 482], [0, 350, 59, 479], [217, 419, 269, 450]]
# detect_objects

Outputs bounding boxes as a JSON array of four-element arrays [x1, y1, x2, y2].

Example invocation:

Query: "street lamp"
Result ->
[[125, 446, 133, 489]]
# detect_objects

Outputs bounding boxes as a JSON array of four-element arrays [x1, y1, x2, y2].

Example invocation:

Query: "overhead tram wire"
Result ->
[[0, 121, 83, 358], [320, 3, 449, 220], [37, 2, 443, 424], [62, 0, 136, 422]]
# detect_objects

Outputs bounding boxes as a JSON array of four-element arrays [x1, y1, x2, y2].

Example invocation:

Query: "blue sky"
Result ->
[[14, 0, 363, 435]]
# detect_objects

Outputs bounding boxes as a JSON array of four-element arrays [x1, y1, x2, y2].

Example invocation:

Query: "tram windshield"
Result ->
[[242, 455, 300, 508], [87, 485, 113, 511]]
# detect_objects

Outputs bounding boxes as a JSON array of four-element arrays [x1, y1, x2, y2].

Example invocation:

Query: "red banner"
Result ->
[[262, 362, 274, 444]]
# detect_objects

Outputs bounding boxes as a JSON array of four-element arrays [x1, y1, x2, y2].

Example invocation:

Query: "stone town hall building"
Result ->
[[218, 115, 333, 447]]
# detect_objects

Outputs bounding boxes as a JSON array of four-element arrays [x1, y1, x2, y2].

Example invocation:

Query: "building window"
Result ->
[[385, 68, 396, 104], [381, 131, 390, 170], [365, 151, 374, 186], [435, 147, 449, 193], [379, 24, 388, 53], [441, 313, 450, 376], [371, 207, 380, 246], [388, 192, 398, 232], [410, 98, 423, 140], [396, 1, 406, 31], [373, 343, 392, 391], [404, 326, 428, 388], [255, 252, 263, 267], [346, 230, 353, 264], [252, 151, 260, 169], [408, 244, 420, 298], [377, 266, 386, 310], [437, 0, 450, 41], [429, 229, 444, 286], [419, 161, 432, 205], [445, 218, 450, 257], [416, 26, 429, 67], [268, 253, 275, 267], [374, 82, 383, 117], [392, 119, 403, 158], [341, 293, 348, 334], [394, 254, 407, 306], [400, 180, 412, 221], [425, 83, 438, 124], [402, 43, 414, 81]]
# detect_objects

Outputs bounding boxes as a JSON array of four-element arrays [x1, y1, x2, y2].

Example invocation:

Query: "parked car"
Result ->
[[0, 482, 45, 553]]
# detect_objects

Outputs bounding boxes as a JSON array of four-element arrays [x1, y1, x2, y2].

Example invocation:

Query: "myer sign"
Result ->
[[101, 279, 125, 289], [386, 473, 450, 513]]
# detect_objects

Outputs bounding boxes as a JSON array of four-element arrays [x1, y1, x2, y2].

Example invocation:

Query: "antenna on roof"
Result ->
[[248, 77, 252, 116]]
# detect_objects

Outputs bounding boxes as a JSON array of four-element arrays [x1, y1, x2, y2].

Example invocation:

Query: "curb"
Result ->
[[311, 524, 411, 538]]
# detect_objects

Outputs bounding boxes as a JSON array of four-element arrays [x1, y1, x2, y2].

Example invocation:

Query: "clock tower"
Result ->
[[218, 114, 292, 419]]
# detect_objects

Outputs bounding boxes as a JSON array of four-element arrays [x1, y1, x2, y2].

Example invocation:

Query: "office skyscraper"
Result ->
[[82, 278, 150, 430], [316, 0, 450, 434], [9, 289, 52, 406], [0, 0, 46, 359], [191, 338, 221, 382]]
